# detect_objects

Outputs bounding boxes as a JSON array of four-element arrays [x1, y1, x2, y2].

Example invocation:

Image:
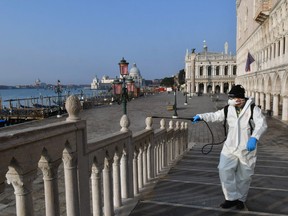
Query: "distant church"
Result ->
[[185, 41, 237, 95], [90, 63, 144, 90]]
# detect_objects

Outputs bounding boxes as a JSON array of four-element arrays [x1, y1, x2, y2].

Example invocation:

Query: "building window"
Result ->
[[200, 66, 203, 76], [278, 40, 281, 56], [216, 66, 220, 75], [274, 43, 276, 58], [208, 66, 212, 76], [283, 37, 286, 55], [233, 66, 237, 75], [224, 66, 228, 76]]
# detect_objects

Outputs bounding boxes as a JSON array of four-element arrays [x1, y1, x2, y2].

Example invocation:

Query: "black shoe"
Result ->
[[236, 200, 245, 210], [220, 200, 238, 208]]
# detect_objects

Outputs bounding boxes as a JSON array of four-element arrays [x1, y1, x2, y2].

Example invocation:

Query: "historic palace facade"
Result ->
[[185, 41, 237, 95], [236, 0, 288, 121]]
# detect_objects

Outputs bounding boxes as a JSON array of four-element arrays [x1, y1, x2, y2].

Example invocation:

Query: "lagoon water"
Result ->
[[0, 88, 103, 107]]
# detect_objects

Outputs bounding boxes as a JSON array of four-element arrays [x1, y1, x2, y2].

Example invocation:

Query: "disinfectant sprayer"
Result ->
[[151, 116, 226, 154]]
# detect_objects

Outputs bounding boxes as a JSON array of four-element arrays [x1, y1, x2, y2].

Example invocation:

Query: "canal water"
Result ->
[[0, 88, 106, 107]]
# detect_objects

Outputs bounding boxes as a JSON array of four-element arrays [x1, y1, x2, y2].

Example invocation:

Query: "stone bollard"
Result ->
[[145, 117, 153, 130], [65, 95, 82, 122], [120, 114, 130, 132]]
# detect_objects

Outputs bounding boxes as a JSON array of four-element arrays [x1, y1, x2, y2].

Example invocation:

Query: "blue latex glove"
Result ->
[[192, 115, 201, 124], [247, 137, 257, 151]]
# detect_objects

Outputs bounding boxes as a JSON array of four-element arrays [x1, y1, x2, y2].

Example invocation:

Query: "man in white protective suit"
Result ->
[[192, 85, 267, 210]]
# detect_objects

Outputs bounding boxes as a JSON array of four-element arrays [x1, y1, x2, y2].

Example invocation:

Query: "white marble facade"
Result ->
[[236, 0, 288, 121], [185, 41, 236, 95]]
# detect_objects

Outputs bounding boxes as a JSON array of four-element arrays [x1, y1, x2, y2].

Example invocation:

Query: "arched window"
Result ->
[[224, 66, 228, 76], [200, 66, 203, 76], [208, 66, 212, 76], [233, 66, 237, 75], [216, 66, 220, 75]]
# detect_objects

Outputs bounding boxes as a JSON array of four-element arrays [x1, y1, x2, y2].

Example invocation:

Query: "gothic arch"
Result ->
[[264, 75, 272, 94], [272, 73, 281, 94], [258, 76, 265, 92], [282, 70, 288, 95]]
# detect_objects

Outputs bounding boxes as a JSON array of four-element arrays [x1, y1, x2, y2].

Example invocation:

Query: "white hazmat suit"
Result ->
[[198, 98, 267, 202]]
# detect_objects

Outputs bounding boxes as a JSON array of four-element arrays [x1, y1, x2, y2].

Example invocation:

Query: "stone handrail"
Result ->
[[0, 95, 189, 216]]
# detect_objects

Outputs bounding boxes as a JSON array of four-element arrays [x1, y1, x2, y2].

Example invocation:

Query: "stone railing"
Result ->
[[0, 95, 189, 216]]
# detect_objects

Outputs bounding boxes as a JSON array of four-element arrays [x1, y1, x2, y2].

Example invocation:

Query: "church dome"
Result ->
[[129, 63, 141, 77]]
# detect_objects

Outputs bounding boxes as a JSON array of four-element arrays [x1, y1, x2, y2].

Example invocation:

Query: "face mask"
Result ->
[[228, 99, 240, 106]]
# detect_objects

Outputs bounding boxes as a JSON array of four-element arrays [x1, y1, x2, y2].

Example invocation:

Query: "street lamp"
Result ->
[[172, 87, 178, 118], [54, 80, 62, 118], [184, 85, 188, 105], [189, 82, 192, 99], [112, 58, 135, 115]]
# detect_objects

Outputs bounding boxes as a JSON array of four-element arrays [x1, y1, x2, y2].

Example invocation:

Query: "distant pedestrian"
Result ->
[[192, 85, 267, 210]]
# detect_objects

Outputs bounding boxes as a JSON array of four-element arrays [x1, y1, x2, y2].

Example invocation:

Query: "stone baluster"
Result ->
[[63, 148, 80, 216], [185, 122, 188, 150], [175, 121, 180, 157], [145, 117, 154, 180], [91, 162, 103, 216], [160, 119, 166, 168], [169, 120, 174, 160], [142, 145, 148, 185], [113, 151, 122, 208], [103, 155, 114, 216], [133, 151, 139, 195], [38, 155, 62, 216], [120, 114, 134, 199], [6, 161, 37, 216], [137, 147, 143, 188]]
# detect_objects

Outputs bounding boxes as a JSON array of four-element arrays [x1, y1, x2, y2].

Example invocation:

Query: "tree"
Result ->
[[160, 77, 174, 87], [178, 69, 185, 85]]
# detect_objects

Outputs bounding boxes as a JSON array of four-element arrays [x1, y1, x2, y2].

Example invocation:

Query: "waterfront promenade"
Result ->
[[0, 92, 288, 215]]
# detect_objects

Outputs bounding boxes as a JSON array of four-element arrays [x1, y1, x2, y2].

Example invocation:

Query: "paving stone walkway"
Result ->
[[128, 93, 288, 216]]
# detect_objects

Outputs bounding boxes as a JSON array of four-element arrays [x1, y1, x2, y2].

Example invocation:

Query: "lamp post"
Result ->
[[189, 82, 192, 99], [112, 58, 135, 115], [184, 84, 188, 105], [54, 80, 62, 118], [172, 87, 178, 118]]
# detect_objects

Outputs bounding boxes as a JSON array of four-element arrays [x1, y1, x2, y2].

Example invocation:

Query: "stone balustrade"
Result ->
[[0, 95, 189, 216]]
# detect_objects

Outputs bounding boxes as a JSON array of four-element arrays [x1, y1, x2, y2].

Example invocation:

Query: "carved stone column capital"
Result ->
[[6, 167, 37, 195], [38, 158, 62, 180]]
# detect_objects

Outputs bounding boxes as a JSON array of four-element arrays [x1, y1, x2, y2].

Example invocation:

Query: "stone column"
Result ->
[[91, 163, 103, 216], [273, 94, 279, 116], [103, 157, 114, 216], [265, 93, 271, 110], [120, 152, 128, 198], [143, 146, 148, 185], [113, 153, 122, 208], [220, 83, 224, 93], [196, 83, 199, 93], [190, 52, 197, 95], [203, 83, 207, 94], [63, 149, 80, 216], [137, 148, 143, 189], [282, 96, 288, 121], [133, 151, 139, 195], [6, 166, 37, 216], [255, 92, 260, 106], [38, 157, 62, 216], [260, 92, 265, 109], [147, 143, 153, 180]]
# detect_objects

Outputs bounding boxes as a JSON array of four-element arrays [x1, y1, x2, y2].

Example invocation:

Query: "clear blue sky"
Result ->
[[0, 0, 236, 86]]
